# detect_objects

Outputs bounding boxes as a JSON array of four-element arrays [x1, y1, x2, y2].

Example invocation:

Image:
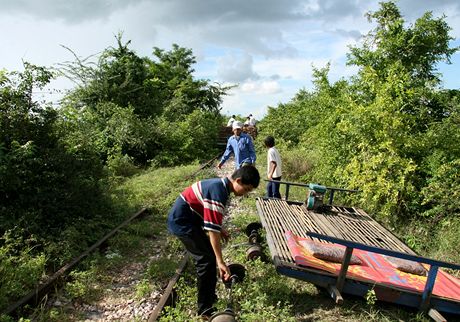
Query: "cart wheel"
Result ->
[[225, 263, 246, 287], [209, 309, 236, 322], [246, 244, 263, 261], [165, 288, 178, 307], [245, 222, 262, 237], [248, 232, 259, 244]]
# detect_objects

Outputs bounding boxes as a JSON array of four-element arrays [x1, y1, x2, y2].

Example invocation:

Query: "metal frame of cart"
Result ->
[[256, 181, 460, 321]]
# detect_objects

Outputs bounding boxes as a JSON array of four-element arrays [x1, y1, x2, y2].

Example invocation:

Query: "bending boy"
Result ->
[[167, 166, 260, 318]]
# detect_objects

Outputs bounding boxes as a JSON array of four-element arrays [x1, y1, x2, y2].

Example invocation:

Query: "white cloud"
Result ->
[[241, 80, 282, 95], [217, 52, 259, 82], [1, 0, 459, 118]]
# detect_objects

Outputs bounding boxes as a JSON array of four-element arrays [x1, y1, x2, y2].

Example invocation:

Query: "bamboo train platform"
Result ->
[[255, 195, 460, 321]]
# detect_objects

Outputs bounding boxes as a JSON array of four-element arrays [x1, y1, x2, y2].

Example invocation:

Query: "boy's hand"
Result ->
[[218, 261, 231, 281]]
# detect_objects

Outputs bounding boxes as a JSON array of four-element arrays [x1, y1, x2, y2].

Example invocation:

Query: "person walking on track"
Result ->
[[218, 121, 256, 169]]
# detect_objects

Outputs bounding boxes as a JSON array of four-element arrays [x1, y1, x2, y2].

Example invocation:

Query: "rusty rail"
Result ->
[[3, 151, 222, 319], [4, 207, 148, 317], [148, 253, 190, 321]]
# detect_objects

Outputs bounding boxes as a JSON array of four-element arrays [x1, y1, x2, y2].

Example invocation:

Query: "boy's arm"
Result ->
[[268, 160, 277, 179], [218, 139, 234, 168], [208, 231, 231, 280]]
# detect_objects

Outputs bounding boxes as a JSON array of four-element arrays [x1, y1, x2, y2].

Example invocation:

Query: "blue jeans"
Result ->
[[267, 177, 281, 199]]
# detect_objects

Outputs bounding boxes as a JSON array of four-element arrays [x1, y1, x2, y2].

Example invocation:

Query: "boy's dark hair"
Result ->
[[264, 136, 275, 148], [231, 166, 260, 188]]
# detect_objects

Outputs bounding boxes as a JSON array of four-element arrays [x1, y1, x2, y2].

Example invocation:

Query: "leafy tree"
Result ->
[[348, 1, 457, 84], [57, 101, 159, 165], [149, 44, 231, 120], [261, 1, 459, 224], [59, 38, 230, 167], [339, 2, 458, 220], [61, 34, 156, 118], [1, 64, 107, 237], [152, 110, 223, 166]]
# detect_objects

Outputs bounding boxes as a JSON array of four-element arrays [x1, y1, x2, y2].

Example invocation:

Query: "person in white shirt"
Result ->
[[248, 114, 257, 126], [226, 115, 236, 127], [264, 136, 282, 198]]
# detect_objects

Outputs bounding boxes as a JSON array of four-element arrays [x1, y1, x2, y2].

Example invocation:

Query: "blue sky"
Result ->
[[1, 0, 459, 120]]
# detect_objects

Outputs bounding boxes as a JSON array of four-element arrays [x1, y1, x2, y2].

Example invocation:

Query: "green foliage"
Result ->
[[0, 314, 16, 322], [0, 64, 130, 312], [146, 258, 178, 282], [348, 1, 458, 83], [0, 230, 46, 311], [58, 101, 159, 166], [151, 44, 232, 119], [59, 37, 229, 168], [61, 34, 158, 118], [65, 269, 101, 302], [111, 163, 199, 213], [261, 1, 459, 226], [1, 64, 110, 236], [421, 159, 460, 219], [135, 279, 152, 299], [151, 110, 221, 166], [106, 152, 140, 177], [365, 289, 377, 306], [282, 147, 316, 181], [431, 217, 460, 265]]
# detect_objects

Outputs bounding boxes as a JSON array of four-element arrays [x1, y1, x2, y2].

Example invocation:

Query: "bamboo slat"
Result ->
[[255, 198, 414, 265]]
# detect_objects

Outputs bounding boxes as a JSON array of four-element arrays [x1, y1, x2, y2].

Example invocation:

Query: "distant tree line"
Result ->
[[0, 38, 230, 309], [259, 2, 460, 234], [1, 37, 230, 236]]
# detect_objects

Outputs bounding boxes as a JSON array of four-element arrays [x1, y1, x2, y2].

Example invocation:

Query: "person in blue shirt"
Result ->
[[217, 121, 256, 169]]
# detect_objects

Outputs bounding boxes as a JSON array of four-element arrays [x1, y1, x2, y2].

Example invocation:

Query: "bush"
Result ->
[[64, 269, 100, 302], [0, 229, 46, 311], [283, 148, 316, 181], [421, 159, 460, 219], [151, 110, 221, 167], [106, 152, 140, 177]]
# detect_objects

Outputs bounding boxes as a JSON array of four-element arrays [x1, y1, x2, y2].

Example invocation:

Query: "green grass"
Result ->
[[13, 161, 458, 322], [146, 257, 181, 282], [160, 178, 437, 322]]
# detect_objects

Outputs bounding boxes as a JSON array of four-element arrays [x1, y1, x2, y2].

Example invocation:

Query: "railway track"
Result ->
[[3, 207, 149, 318], [2, 138, 230, 321], [147, 159, 239, 322]]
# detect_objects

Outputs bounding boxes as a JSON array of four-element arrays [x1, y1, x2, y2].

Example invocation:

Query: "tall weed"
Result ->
[[0, 229, 46, 311]]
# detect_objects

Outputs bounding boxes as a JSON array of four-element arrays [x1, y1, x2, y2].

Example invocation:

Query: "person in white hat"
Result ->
[[218, 121, 256, 169]]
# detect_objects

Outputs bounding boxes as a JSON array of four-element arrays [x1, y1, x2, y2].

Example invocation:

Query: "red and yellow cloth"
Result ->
[[285, 231, 460, 300]]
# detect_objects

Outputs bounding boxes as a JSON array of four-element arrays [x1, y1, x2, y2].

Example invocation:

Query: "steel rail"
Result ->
[[147, 151, 226, 321], [4, 207, 148, 317], [148, 252, 190, 321], [3, 146, 224, 319]]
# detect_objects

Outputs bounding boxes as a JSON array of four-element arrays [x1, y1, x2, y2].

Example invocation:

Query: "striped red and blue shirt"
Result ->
[[167, 177, 230, 235]]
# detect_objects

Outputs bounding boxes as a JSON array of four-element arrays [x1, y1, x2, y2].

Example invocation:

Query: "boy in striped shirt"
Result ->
[[167, 166, 260, 319]]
